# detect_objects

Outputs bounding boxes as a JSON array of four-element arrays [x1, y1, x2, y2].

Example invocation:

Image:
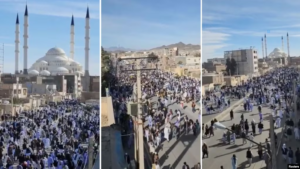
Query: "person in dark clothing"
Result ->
[[258, 143, 263, 159], [295, 148, 300, 164], [230, 110, 234, 120], [124, 153, 131, 167], [288, 147, 294, 164], [246, 148, 253, 166], [182, 162, 190, 169]]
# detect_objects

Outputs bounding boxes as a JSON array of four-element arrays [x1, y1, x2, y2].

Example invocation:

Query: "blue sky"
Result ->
[[101, 0, 200, 50], [203, 0, 300, 61], [0, 0, 99, 75]]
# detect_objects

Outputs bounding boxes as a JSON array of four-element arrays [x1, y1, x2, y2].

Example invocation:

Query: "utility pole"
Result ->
[[294, 80, 297, 120], [118, 56, 158, 169], [136, 62, 144, 169], [87, 137, 94, 169], [269, 114, 276, 169]]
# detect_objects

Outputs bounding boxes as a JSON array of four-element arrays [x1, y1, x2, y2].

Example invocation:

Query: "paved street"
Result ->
[[202, 101, 284, 169], [202, 96, 240, 124], [148, 97, 200, 169]]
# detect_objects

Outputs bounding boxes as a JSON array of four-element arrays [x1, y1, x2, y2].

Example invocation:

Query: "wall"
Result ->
[[81, 92, 99, 102], [224, 76, 238, 86], [101, 97, 115, 127]]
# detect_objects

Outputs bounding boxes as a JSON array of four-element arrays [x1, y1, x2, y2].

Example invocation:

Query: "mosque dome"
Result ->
[[40, 70, 50, 76], [39, 60, 48, 64], [29, 70, 39, 75], [268, 48, 287, 58], [46, 47, 66, 56], [29, 47, 83, 75], [51, 67, 69, 74]]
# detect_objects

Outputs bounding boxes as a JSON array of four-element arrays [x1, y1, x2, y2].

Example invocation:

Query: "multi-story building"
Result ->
[[164, 47, 179, 56], [224, 48, 258, 75], [202, 73, 224, 85], [202, 62, 226, 73], [207, 58, 226, 64]]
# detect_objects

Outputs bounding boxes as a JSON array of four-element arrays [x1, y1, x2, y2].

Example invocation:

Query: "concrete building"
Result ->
[[202, 73, 224, 85], [164, 47, 178, 56], [224, 48, 258, 75], [186, 56, 200, 66], [202, 62, 226, 73], [0, 83, 27, 98], [207, 58, 226, 64], [26, 83, 57, 95], [173, 56, 200, 66], [224, 76, 239, 86]]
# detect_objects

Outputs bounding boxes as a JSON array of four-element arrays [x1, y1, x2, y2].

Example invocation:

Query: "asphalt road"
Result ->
[[202, 95, 240, 124], [202, 100, 284, 169], [147, 97, 201, 169]]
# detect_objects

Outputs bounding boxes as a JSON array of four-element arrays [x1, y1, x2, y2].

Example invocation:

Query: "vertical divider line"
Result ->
[[200, 0, 203, 168]]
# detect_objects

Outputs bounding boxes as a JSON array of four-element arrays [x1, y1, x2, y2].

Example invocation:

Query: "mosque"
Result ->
[[267, 48, 288, 58], [0, 4, 95, 95], [14, 5, 90, 77]]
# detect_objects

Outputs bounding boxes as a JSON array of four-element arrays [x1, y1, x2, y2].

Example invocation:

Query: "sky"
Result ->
[[0, 0, 99, 75], [101, 0, 200, 50], [203, 0, 300, 62]]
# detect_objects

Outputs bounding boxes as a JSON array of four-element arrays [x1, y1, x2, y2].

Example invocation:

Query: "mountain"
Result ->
[[104, 47, 136, 52], [150, 42, 200, 51], [104, 42, 200, 52]]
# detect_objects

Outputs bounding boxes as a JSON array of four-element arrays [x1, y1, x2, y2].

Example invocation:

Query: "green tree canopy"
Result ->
[[101, 47, 111, 78]]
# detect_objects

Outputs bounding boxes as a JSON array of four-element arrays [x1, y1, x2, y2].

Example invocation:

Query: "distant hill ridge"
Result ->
[[104, 42, 200, 52]]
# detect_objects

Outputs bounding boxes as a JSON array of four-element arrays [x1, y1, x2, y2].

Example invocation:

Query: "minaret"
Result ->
[[261, 37, 264, 59], [15, 14, 19, 74], [85, 7, 90, 76], [264, 34, 268, 59], [70, 15, 75, 60], [83, 7, 90, 92], [287, 33, 290, 58], [23, 5, 29, 74], [281, 36, 284, 52]]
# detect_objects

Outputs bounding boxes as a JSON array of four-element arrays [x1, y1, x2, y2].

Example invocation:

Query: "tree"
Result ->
[[101, 47, 111, 78], [101, 47, 113, 97], [225, 58, 237, 75], [225, 58, 231, 75], [230, 58, 237, 75], [147, 52, 159, 63]]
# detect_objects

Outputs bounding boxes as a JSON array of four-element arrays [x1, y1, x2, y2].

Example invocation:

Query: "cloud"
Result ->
[[202, 30, 230, 61], [202, 30, 230, 44], [0, 0, 99, 19], [102, 14, 170, 31]]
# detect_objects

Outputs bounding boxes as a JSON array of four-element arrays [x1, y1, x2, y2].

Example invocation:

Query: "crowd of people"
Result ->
[[109, 70, 201, 168], [0, 100, 99, 169], [203, 67, 299, 168]]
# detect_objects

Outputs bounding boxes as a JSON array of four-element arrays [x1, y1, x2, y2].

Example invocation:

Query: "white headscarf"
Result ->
[[282, 143, 286, 149]]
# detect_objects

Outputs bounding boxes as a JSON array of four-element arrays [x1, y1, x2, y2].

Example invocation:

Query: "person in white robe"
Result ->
[[294, 127, 300, 140], [275, 117, 281, 129], [164, 126, 170, 142]]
